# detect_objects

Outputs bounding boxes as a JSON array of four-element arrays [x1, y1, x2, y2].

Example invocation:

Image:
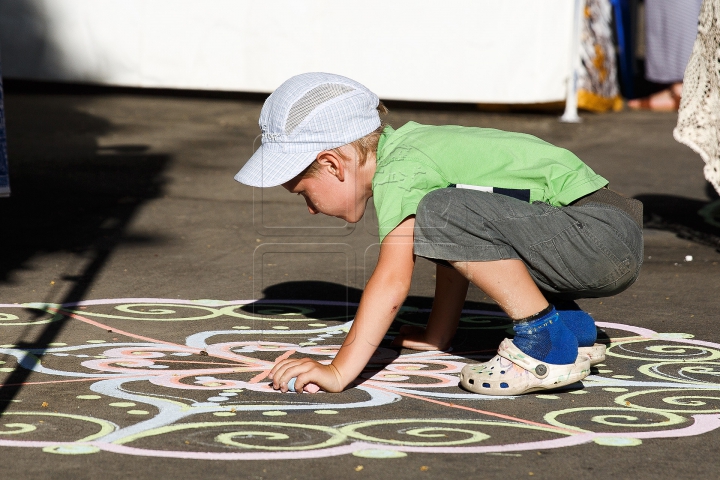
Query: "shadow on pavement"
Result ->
[[249, 281, 616, 392], [253, 280, 504, 313], [636, 189, 720, 251], [0, 88, 171, 413], [249, 281, 614, 347], [245, 281, 508, 388]]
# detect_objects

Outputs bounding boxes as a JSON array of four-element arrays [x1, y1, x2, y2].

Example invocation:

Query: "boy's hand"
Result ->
[[268, 217, 417, 394], [268, 358, 344, 393], [392, 325, 451, 351]]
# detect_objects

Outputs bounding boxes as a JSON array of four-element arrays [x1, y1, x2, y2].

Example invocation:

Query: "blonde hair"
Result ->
[[302, 102, 389, 178]]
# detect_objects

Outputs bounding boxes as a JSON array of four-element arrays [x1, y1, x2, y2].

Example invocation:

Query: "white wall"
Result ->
[[0, 0, 575, 103]]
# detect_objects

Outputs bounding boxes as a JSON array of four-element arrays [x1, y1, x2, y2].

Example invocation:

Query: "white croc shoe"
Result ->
[[579, 343, 606, 366], [459, 338, 591, 396]]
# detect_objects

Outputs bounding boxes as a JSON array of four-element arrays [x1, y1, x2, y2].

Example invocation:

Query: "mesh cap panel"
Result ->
[[284, 83, 354, 134]]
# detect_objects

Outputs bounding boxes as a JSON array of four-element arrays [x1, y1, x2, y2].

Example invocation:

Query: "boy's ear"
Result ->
[[315, 150, 345, 181]]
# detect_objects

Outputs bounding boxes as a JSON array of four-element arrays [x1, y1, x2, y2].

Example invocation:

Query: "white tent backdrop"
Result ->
[[0, 0, 577, 103]]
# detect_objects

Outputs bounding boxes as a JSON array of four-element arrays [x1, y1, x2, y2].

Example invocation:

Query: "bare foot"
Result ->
[[627, 83, 682, 112], [391, 325, 452, 351]]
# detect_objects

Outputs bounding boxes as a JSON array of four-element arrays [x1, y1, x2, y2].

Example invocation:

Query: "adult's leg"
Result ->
[[629, 0, 703, 111], [645, 0, 703, 84]]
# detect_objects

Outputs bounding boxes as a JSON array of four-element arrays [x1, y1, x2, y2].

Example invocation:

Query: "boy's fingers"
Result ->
[[281, 363, 315, 393], [295, 366, 329, 393], [270, 360, 297, 390], [271, 359, 316, 391], [269, 358, 290, 379], [295, 373, 312, 393]]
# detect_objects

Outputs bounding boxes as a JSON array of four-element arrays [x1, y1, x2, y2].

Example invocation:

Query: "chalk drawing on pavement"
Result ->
[[0, 298, 719, 459]]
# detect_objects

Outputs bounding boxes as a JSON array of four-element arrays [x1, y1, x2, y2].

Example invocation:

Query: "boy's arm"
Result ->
[[269, 217, 417, 392], [392, 263, 469, 351]]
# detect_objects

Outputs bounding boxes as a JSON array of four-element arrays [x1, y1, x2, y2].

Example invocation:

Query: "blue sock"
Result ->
[[512, 306, 578, 365], [555, 301, 597, 347]]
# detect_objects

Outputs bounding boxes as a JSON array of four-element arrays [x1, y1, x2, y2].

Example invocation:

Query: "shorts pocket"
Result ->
[[529, 220, 632, 292]]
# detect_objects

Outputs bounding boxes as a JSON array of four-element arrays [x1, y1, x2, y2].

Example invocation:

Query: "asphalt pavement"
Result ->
[[0, 84, 719, 479]]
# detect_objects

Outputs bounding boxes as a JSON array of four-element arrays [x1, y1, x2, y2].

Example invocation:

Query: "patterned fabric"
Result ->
[[674, 0, 720, 195], [285, 84, 353, 134], [577, 0, 623, 113], [646, 0, 704, 83], [234, 72, 380, 188]]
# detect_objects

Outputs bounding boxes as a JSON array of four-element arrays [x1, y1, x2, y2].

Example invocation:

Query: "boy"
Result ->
[[235, 73, 643, 396]]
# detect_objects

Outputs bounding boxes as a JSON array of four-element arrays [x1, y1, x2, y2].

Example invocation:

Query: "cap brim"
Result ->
[[234, 146, 319, 187]]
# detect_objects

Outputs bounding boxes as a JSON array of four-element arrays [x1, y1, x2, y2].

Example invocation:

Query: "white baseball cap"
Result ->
[[234, 72, 381, 187]]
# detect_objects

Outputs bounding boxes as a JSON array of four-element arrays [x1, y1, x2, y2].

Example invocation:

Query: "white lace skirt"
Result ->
[[674, 0, 720, 195]]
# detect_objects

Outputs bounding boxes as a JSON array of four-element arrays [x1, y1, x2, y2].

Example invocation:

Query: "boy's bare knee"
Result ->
[[448, 260, 467, 274]]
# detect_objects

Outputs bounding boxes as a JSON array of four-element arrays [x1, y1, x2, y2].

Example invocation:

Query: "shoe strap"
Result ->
[[497, 338, 550, 379]]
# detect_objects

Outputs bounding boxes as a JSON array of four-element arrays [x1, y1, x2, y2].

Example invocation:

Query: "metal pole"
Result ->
[[560, 0, 586, 123]]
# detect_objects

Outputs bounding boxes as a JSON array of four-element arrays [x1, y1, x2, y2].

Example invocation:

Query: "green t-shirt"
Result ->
[[372, 122, 608, 242]]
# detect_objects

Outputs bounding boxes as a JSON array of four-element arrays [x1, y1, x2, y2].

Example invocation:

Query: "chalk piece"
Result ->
[[287, 377, 320, 393]]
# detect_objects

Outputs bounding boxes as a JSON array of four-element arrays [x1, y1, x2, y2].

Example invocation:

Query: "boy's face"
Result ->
[[282, 147, 375, 223]]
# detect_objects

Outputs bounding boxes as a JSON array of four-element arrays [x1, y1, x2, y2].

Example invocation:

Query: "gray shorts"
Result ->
[[413, 188, 643, 300]]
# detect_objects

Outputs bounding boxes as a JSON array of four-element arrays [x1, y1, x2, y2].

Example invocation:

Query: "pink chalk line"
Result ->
[[0, 415, 718, 459]]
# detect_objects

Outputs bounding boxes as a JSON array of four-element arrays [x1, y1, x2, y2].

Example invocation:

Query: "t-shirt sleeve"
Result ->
[[372, 155, 448, 242]]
